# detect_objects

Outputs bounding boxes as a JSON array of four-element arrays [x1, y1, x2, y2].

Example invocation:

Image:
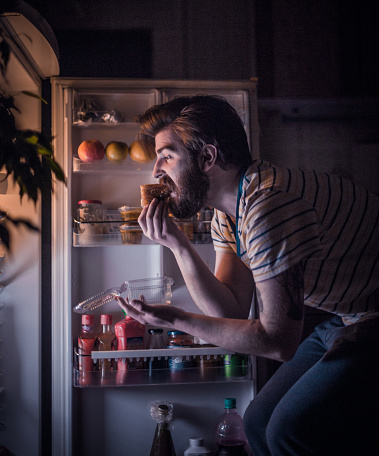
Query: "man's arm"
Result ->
[[117, 261, 305, 362], [139, 200, 254, 319]]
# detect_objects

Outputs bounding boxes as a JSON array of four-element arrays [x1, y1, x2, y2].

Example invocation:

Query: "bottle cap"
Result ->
[[78, 200, 102, 205], [82, 314, 94, 325], [224, 398, 236, 409], [189, 437, 205, 446], [167, 330, 187, 336], [101, 314, 112, 325], [148, 328, 163, 334]]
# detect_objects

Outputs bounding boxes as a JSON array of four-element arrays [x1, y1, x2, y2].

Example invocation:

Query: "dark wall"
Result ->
[[27, 0, 379, 97]]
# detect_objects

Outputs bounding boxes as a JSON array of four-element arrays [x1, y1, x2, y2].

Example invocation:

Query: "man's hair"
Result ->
[[137, 95, 253, 172]]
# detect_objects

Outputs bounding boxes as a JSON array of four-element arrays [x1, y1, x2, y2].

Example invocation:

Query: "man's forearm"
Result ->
[[171, 243, 242, 318]]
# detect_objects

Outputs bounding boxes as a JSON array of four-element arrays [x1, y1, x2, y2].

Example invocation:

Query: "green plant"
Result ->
[[0, 32, 65, 249]]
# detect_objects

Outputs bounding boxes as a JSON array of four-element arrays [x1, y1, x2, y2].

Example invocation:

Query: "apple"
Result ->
[[129, 140, 155, 163], [78, 139, 105, 163], [105, 141, 129, 163]]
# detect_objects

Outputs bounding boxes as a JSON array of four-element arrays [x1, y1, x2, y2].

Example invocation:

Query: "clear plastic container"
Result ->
[[73, 276, 174, 313]]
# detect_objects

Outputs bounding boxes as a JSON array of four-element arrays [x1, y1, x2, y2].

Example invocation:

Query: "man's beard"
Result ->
[[163, 161, 210, 219]]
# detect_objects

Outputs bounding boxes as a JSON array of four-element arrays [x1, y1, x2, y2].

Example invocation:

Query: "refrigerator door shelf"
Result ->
[[72, 348, 252, 387]]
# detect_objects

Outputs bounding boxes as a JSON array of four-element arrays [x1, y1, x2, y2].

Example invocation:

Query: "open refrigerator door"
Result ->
[[51, 78, 258, 456]]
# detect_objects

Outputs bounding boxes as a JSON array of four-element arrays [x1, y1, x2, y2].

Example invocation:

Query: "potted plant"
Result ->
[[0, 32, 65, 249]]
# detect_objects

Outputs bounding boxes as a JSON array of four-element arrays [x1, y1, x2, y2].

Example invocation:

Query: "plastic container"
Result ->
[[119, 223, 143, 244], [215, 398, 248, 456], [73, 276, 174, 313], [184, 437, 212, 455], [118, 206, 142, 221]]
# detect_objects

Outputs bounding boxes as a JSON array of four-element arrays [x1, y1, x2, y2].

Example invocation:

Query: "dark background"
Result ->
[[24, 0, 379, 98]]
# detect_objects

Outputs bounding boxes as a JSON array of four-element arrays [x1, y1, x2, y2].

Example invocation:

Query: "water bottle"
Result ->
[[215, 398, 248, 456]]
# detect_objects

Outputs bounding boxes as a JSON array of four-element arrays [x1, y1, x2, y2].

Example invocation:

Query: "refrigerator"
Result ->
[[50, 77, 260, 456], [1, 4, 260, 454]]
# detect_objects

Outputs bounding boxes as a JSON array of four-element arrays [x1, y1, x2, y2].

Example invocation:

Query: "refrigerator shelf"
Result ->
[[73, 348, 253, 387], [73, 156, 155, 173], [73, 217, 212, 246], [91, 346, 236, 360]]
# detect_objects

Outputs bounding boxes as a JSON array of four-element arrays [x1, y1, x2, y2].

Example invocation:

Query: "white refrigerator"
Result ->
[[50, 77, 260, 455]]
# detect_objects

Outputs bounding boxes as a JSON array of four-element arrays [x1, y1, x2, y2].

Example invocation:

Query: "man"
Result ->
[[117, 95, 379, 455]]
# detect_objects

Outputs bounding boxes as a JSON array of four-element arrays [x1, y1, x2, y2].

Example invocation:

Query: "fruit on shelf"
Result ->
[[105, 141, 129, 163], [78, 139, 105, 163], [129, 140, 155, 163]]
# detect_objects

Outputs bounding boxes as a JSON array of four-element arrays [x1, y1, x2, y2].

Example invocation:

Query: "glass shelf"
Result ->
[[73, 156, 154, 173], [73, 347, 253, 387], [73, 214, 212, 247]]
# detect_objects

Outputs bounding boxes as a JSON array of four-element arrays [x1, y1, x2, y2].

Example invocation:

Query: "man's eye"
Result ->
[[163, 155, 172, 161]]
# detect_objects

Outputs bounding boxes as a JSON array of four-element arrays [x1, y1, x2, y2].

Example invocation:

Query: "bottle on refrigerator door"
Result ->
[[149, 402, 176, 456], [77, 314, 97, 386], [147, 328, 167, 375], [215, 398, 248, 456], [184, 437, 212, 455], [98, 314, 116, 384], [114, 311, 145, 383]]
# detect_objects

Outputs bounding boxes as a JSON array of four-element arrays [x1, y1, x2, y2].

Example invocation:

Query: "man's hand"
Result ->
[[138, 199, 189, 250], [116, 296, 185, 329]]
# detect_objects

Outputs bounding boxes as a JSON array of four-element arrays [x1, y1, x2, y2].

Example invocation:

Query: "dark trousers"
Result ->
[[243, 315, 379, 455]]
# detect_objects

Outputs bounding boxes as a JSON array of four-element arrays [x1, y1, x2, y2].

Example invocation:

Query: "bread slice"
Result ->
[[140, 184, 170, 206]]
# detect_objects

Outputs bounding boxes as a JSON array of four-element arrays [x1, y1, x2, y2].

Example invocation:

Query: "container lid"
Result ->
[[78, 200, 102, 205], [101, 314, 112, 325], [189, 437, 205, 446], [167, 330, 188, 336], [224, 398, 236, 409], [148, 328, 163, 334], [81, 314, 94, 325]]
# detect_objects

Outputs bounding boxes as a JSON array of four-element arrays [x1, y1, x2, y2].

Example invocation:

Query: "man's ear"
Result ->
[[199, 145, 217, 172]]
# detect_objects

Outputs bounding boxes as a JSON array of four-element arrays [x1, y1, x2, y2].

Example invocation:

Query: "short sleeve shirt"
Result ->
[[212, 160, 379, 322]]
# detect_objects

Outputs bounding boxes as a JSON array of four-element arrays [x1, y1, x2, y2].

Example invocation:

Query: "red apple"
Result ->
[[78, 139, 105, 163]]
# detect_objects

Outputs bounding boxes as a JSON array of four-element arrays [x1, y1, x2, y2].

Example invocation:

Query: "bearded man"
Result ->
[[117, 95, 379, 456]]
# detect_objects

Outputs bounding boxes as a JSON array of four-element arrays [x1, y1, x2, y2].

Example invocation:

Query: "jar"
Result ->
[[167, 331, 194, 347], [77, 200, 104, 242], [77, 200, 103, 223], [167, 331, 194, 372]]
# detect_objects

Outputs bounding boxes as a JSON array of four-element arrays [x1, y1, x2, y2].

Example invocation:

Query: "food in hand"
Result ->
[[140, 184, 170, 206], [105, 141, 129, 163], [78, 139, 105, 163], [129, 140, 155, 163]]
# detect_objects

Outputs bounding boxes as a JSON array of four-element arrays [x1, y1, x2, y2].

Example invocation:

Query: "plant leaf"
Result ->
[[21, 91, 48, 104]]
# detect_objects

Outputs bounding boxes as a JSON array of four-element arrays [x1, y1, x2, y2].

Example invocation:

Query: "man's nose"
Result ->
[[153, 161, 165, 179]]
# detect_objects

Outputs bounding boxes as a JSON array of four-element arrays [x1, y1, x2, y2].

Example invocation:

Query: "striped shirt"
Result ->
[[212, 160, 379, 323]]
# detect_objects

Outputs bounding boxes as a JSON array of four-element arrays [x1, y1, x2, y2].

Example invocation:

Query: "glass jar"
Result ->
[[77, 200, 104, 240], [167, 331, 194, 347]]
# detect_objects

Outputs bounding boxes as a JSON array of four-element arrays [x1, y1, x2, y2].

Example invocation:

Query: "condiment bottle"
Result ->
[[149, 403, 176, 456], [114, 311, 145, 384], [78, 314, 97, 386], [147, 328, 167, 375], [98, 314, 116, 384]]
